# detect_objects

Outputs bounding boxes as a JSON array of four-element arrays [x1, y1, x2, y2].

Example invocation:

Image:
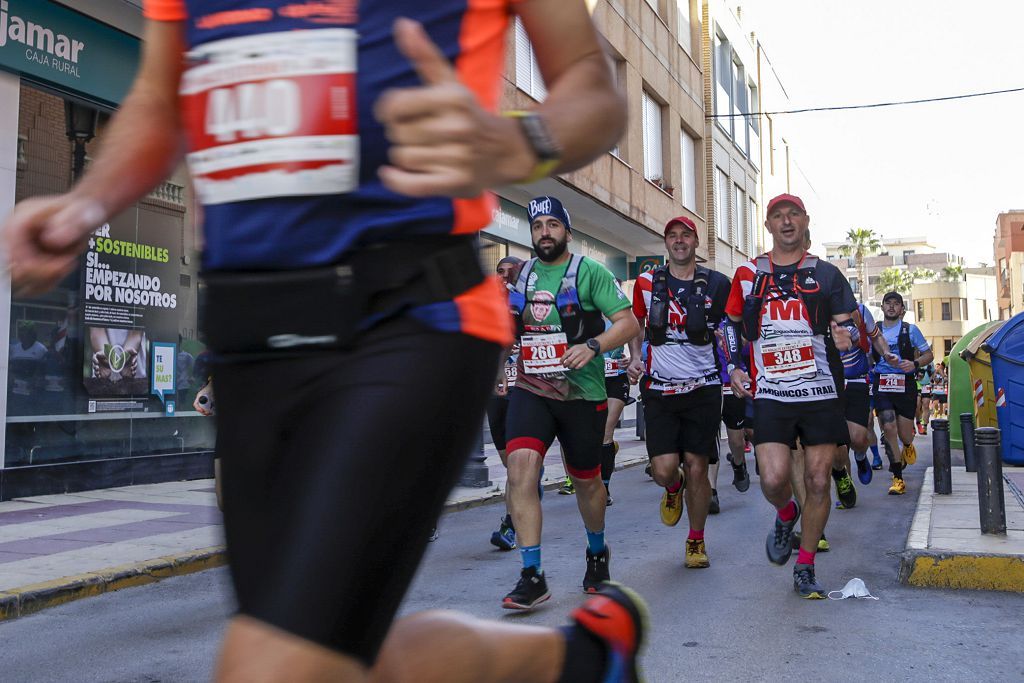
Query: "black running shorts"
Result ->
[[641, 384, 722, 462], [605, 373, 630, 403], [872, 376, 918, 421], [486, 395, 510, 451], [843, 380, 871, 428], [505, 388, 607, 479], [213, 316, 499, 664], [722, 393, 748, 431], [752, 398, 850, 447]]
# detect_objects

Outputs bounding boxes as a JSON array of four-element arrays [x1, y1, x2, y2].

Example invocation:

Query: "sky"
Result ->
[[742, 0, 1024, 266]]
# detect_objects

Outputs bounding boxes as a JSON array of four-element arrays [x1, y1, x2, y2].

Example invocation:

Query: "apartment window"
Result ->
[[747, 82, 759, 161], [902, 249, 915, 265], [714, 33, 732, 137], [735, 185, 745, 252], [679, 129, 697, 211], [732, 59, 746, 151], [514, 18, 547, 101], [748, 198, 757, 254], [17, 134, 27, 165], [979, 299, 989, 320], [609, 59, 626, 159], [676, 0, 691, 53], [869, 275, 880, 286], [961, 298, 969, 320], [941, 301, 951, 320], [642, 90, 664, 183], [917, 301, 925, 321], [944, 339, 954, 356], [715, 168, 729, 242]]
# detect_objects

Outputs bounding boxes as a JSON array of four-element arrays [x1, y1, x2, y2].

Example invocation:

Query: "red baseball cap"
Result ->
[[664, 215, 698, 235], [766, 193, 806, 215]]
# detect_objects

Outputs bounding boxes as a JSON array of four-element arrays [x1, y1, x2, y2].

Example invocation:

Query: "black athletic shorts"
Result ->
[[872, 375, 918, 421], [641, 384, 722, 462], [486, 395, 510, 451], [843, 380, 871, 428], [605, 373, 630, 403], [752, 398, 850, 447], [722, 393, 747, 431], [933, 393, 948, 404], [506, 388, 607, 479], [213, 316, 499, 664]]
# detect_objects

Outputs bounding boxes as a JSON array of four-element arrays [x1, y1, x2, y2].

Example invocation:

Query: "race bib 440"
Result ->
[[181, 29, 359, 205]]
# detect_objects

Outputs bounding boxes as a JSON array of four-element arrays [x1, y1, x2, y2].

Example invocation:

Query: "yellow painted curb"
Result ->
[[902, 552, 1024, 592], [0, 545, 227, 622]]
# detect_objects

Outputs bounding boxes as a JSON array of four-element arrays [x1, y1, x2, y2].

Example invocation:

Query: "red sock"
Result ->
[[777, 500, 798, 522], [666, 479, 682, 494], [688, 529, 704, 541], [796, 548, 816, 565]]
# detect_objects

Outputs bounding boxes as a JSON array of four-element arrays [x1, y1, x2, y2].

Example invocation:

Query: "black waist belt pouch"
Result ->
[[201, 236, 484, 357]]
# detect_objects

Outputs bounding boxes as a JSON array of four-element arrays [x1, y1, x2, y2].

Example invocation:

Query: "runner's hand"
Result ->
[[627, 357, 644, 384], [898, 359, 916, 373], [375, 18, 534, 198], [562, 344, 596, 371], [3, 195, 106, 296], [730, 368, 753, 399], [496, 376, 508, 397], [830, 320, 853, 352]]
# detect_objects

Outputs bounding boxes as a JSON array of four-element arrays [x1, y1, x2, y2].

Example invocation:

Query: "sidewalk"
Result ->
[[0, 426, 649, 621], [899, 466, 1024, 592]]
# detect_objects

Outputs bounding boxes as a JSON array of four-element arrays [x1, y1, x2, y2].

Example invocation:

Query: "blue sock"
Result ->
[[520, 544, 541, 571], [870, 444, 881, 459], [586, 529, 606, 555]]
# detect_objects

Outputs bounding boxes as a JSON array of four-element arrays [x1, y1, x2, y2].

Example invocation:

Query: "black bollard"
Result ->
[[931, 419, 951, 494], [975, 427, 1006, 535], [961, 412, 978, 472], [459, 427, 492, 488]]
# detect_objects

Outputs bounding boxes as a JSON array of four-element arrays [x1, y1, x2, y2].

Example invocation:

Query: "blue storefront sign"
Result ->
[[0, 0, 139, 105]]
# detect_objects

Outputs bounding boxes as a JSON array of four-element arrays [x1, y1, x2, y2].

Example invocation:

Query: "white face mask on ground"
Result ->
[[828, 578, 879, 600]]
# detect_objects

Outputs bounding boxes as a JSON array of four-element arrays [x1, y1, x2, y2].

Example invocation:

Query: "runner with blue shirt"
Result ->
[[872, 292, 934, 495]]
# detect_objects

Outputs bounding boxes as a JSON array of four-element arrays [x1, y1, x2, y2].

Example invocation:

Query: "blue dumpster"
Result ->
[[982, 312, 1024, 465]]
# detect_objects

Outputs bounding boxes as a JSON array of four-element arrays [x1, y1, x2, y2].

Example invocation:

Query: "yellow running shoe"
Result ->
[[660, 467, 685, 527], [685, 538, 710, 568], [817, 535, 830, 552], [888, 475, 906, 495], [901, 443, 917, 466]]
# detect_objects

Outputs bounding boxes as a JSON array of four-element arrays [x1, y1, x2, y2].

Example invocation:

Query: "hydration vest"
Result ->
[[872, 321, 915, 370], [648, 266, 713, 346], [741, 254, 828, 341], [508, 255, 605, 344]]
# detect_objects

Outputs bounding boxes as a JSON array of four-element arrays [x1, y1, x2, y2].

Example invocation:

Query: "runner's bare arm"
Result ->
[[561, 308, 638, 371], [3, 20, 186, 296], [627, 319, 645, 383]]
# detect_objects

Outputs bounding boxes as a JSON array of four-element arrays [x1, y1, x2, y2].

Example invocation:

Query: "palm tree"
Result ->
[[838, 228, 882, 303], [875, 267, 913, 296], [941, 264, 965, 281]]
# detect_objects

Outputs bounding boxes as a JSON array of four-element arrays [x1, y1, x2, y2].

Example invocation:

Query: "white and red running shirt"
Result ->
[[725, 254, 856, 403]]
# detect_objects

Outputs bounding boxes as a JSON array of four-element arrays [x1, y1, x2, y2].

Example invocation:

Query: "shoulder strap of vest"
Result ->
[[693, 266, 710, 296], [564, 254, 584, 283], [802, 255, 819, 269], [755, 255, 771, 274], [514, 258, 537, 296]]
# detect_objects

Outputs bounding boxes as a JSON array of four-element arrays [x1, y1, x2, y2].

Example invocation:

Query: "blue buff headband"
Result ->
[[527, 195, 572, 232]]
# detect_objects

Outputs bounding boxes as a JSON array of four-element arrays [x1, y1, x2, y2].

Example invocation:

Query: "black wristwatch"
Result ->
[[585, 338, 602, 354], [913, 360, 920, 370]]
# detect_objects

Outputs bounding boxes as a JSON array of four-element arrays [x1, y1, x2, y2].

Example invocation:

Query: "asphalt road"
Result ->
[[2, 439, 1022, 682]]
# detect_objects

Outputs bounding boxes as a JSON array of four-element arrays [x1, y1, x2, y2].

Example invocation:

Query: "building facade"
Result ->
[[993, 211, 1024, 320], [912, 269, 998, 360]]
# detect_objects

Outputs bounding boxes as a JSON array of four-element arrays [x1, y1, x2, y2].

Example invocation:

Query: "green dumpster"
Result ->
[[950, 321, 1002, 449]]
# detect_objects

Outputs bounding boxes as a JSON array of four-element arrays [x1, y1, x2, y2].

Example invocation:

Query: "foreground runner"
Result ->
[[716, 323, 752, 496], [723, 194, 857, 599], [4, 3, 648, 681], [628, 216, 730, 569], [930, 362, 949, 420], [872, 293, 933, 496], [489, 257, 524, 551], [504, 195, 639, 607]]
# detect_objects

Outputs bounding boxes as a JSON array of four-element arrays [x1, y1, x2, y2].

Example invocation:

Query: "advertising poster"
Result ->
[[81, 211, 181, 412]]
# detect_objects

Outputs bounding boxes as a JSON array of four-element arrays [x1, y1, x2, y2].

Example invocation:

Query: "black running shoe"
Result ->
[[766, 502, 800, 565], [732, 462, 751, 492], [832, 467, 857, 509], [502, 566, 551, 610], [793, 563, 826, 599], [708, 489, 721, 515], [583, 546, 611, 594]]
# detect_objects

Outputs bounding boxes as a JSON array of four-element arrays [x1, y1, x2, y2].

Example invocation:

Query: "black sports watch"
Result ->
[[585, 338, 602, 354], [913, 360, 920, 370]]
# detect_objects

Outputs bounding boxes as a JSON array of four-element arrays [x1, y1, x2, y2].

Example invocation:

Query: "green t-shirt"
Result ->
[[516, 257, 631, 401]]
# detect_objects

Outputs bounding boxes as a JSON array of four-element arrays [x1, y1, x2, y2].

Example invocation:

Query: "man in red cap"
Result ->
[[721, 193, 858, 599], [627, 215, 731, 568]]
